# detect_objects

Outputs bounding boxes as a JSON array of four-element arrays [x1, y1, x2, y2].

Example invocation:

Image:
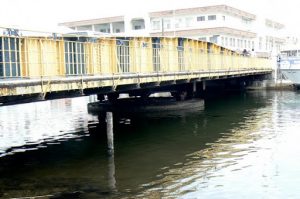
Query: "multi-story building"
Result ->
[[59, 5, 285, 57]]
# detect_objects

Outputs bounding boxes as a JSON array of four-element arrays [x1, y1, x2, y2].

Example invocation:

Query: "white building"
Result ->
[[59, 4, 285, 57]]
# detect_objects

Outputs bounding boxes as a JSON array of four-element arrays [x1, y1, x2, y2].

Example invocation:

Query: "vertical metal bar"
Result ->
[[81, 42, 84, 74], [126, 45, 129, 72], [13, 38, 18, 76], [8, 37, 11, 77], [71, 42, 74, 75], [18, 38, 22, 77], [65, 42, 68, 75], [79, 42, 82, 74], [157, 47, 159, 71], [68, 42, 71, 75], [75, 42, 78, 75], [9, 37, 13, 77], [125, 44, 127, 72], [127, 44, 129, 72], [122, 44, 124, 72], [67, 42, 70, 75], [1, 37, 4, 77], [24, 39, 28, 77], [121, 44, 124, 72], [117, 44, 119, 73]]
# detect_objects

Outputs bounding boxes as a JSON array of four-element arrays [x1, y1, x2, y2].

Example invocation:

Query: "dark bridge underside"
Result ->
[[0, 72, 271, 105]]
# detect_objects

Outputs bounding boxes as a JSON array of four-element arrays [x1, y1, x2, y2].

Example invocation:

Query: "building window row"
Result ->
[[208, 15, 216, 21], [197, 16, 205, 21], [197, 15, 217, 22], [221, 36, 255, 50], [152, 14, 218, 31]]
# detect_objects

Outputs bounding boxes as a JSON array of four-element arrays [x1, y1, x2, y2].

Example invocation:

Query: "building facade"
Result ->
[[59, 5, 285, 57]]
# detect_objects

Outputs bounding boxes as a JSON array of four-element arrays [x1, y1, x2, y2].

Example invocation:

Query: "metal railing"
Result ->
[[0, 30, 273, 80]]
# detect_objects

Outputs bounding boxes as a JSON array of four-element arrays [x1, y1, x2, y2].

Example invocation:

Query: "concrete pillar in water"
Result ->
[[202, 81, 206, 91], [106, 112, 114, 155]]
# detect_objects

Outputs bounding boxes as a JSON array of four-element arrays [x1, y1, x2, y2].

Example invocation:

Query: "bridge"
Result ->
[[0, 29, 272, 104]]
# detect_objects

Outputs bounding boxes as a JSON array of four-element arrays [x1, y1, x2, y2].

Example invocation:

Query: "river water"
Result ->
[[1, 91, 300, 198]]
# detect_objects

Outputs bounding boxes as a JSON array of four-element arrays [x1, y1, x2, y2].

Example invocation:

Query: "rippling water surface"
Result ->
[[1, 91, 300, 198]]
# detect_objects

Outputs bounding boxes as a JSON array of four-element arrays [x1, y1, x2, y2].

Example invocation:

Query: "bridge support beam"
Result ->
[[106, 112, 114, 155]]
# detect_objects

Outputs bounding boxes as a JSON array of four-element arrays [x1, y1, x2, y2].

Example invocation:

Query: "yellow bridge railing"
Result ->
[[0, 35, 272, 79], [0, 30, 273, 98]]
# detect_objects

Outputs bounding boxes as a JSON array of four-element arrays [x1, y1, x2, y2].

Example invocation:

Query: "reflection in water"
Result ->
[[0, 96, 98, 157], [108, 155, 116, 192], [1, 91, 300, 198]]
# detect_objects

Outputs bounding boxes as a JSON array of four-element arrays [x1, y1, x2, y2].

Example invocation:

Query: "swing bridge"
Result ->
[[0, 28, 273, 104]]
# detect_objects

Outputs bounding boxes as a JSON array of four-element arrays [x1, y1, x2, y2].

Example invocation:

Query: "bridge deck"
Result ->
[[0, 69, 271, 98], [0, 30, 273, 100]]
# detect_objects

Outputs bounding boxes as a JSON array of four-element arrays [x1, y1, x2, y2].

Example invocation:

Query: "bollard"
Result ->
[[106, 112, 114, 155]]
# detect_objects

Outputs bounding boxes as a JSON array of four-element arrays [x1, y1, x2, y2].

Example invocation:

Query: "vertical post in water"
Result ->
[[108, 152, 116, 190], [193, 81, 197, 97], [106, 112, 114, 155], [202, 80, 206, 91]]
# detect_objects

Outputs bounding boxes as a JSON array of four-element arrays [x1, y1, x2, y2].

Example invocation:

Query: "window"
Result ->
[[0, 37, 21, 77], [229, 38, 233, 46], [197, 16, 205, 21], [116, 39, 130, 73], [209, 36, 218, 43], [64, 41, 86, 75], [185, 17, 193, 27], [134, 25, 142, 30], [100, 29, 106, 33], [221, 37, 224, 46], [208, 15, 216, 20], [152, 21, 161, 30], [242, 17, 251, 24], [152, 38, 161, 71], [225, 37, 228, 46], [77, 25, 92, 31], [131, 19, 145, 30], [233, 39, 236, 47], [178, 38, 185, 71], [223, 16, 226, 21], [175, 18, 182, 28], [199, 37, 206, 41], [259, 37, 262, 50], [116, 29, 120, 33], [164, 19, 171, 30]]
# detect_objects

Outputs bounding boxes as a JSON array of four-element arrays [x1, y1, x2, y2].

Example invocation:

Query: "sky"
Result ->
[[0, 0, 298, 34]]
